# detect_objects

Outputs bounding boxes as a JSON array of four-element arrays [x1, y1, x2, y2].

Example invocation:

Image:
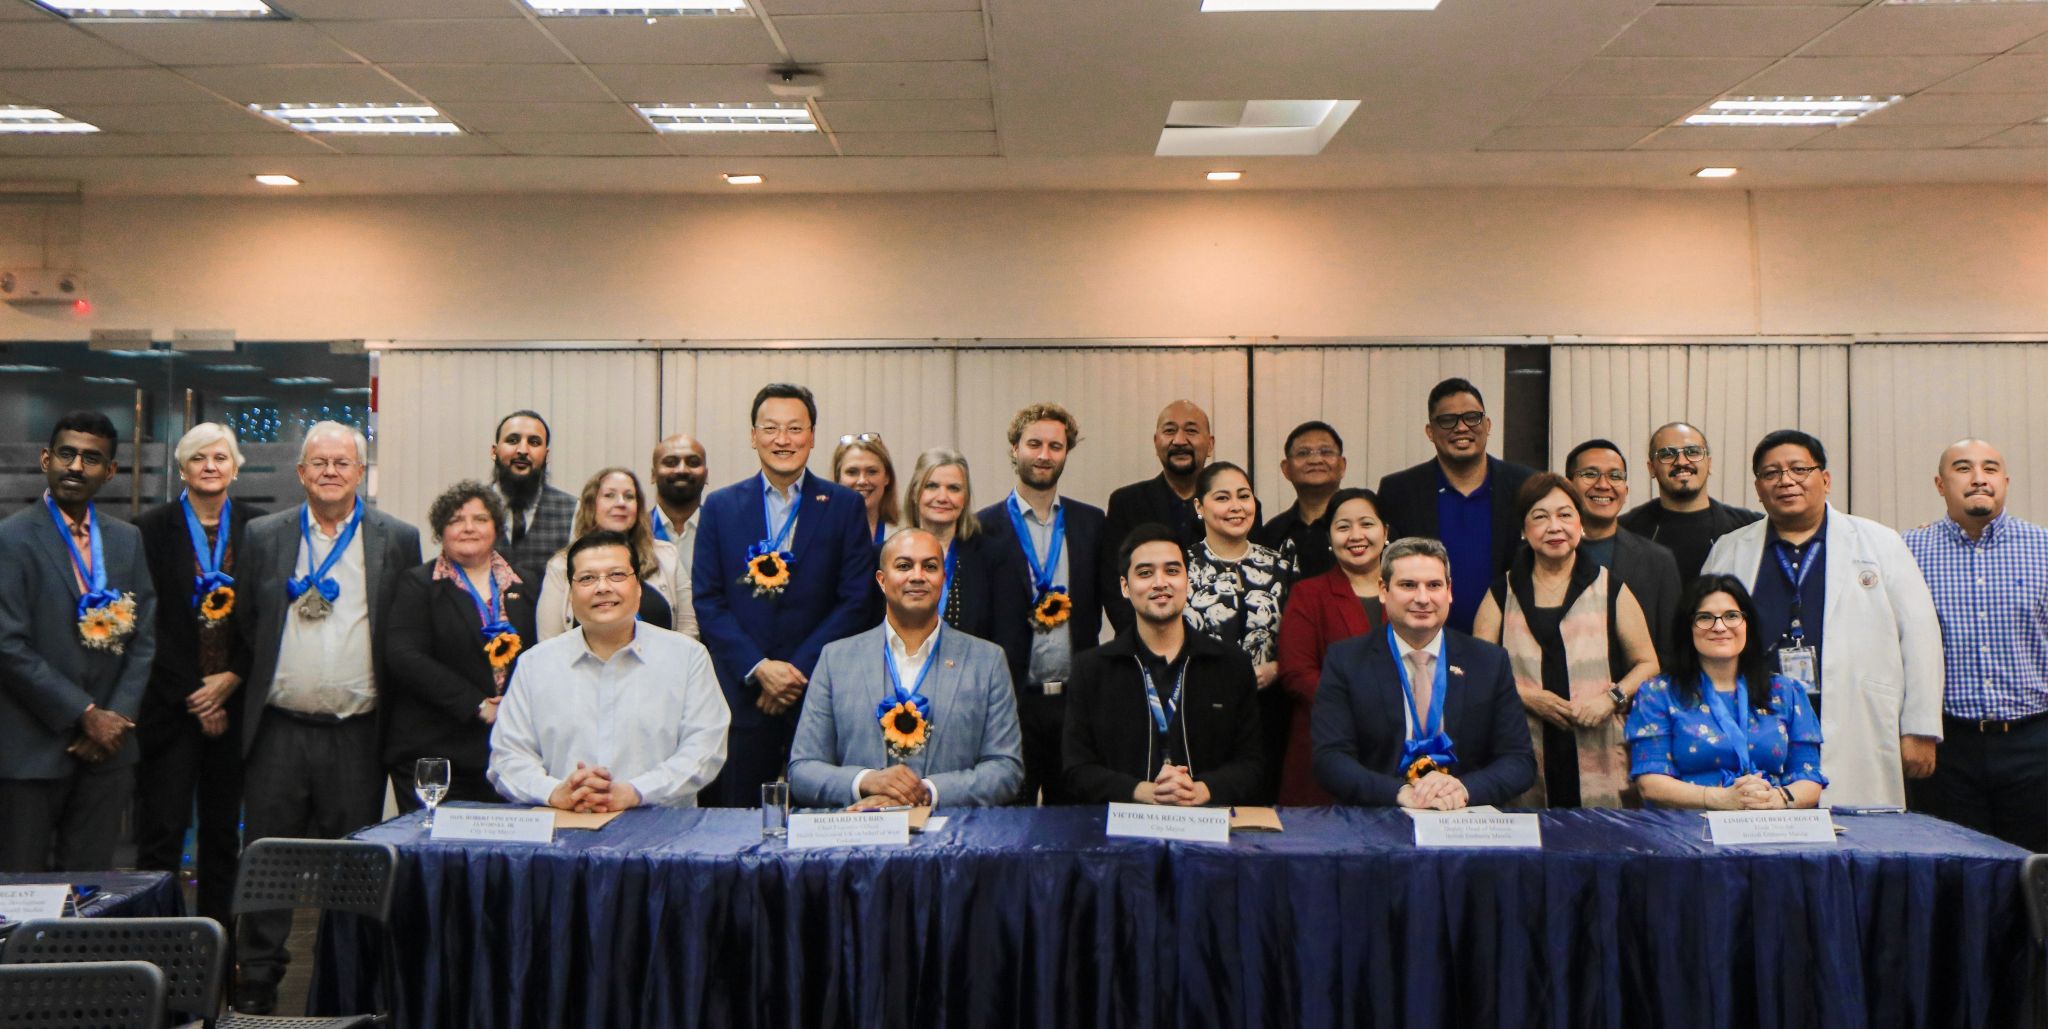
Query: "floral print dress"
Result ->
[[1624, 673, 1827, 791], [1183, 539, 1297, 665]]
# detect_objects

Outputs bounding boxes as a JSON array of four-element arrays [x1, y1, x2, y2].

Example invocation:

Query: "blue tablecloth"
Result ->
[[0, 870, 184, 936], [314, 806, 2031, 1029]]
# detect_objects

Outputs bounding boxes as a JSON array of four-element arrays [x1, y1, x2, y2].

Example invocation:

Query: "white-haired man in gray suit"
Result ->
[[789, 528, 1024, 809]]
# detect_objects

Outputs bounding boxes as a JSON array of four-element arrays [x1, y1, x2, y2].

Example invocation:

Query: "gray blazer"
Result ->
[[0, 503, 157, 778], [788, 622, 1024, 809], [234, 501, 422, 756]]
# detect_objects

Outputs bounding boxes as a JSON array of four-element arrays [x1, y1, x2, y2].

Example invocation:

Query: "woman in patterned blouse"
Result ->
[[1624, 573, 1826, 809], [1183, 461, 1297, 800]]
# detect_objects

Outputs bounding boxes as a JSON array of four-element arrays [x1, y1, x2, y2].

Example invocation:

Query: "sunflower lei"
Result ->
[[1031, 587, 1072, 632], [79, 593, 139, 655], [879, 697, 934, 759], [198, 585, 236, 624]]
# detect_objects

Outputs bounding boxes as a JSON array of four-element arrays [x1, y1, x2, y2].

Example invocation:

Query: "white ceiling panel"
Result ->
[[312, 18, 571, 64], [1733, 55, 1984, 96], [1802, 5, 2048, 58], [58, 101, 287, 132], [1507, 95, 1706, 127], [539, 16, 780, 65], [316, 132, 505, 154], [272, 0, 525, 17], [1795, 124, 2007, 149], [590, 60, 990, 102], [2020, 33, 2048, 55], [0, 2, 57, 18], [0, 23, 148, 69], [1968, 123, 2048, 147], [656, 130, 835, 156], [588, 63, 779, 102], [1600, 6, 1855, 59], [1859, 91, 2048, 126], [1477, 125, 1657, 151], [385, 63, 613, 102], [1633, 124, 1833, 150], [1927, 54, 2048, 94], [434, 100, 646, 133], [487, 132, 669, 155], [0, 66, 220, 103], [1551, 57, 1778, 96], [757, 0, 979, 12], [835, 130, 995, 156], [775, 12, 986, 63], [84, 21, 362, 66], [815, 98, 991, 132], [178, 63, 416, 103], [0, 131, 329, 156]]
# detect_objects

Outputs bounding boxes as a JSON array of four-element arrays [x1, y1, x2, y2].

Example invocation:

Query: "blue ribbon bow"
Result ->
[[875, 624, 941, 725], [749, 474, 802, 568], [452, 560, 516, 641], [45, 494, 119, 618], [285, 498, 362, 604], [1005, 492, 1067, 606], [180, 491, 234, 607], [1390, 627, 1459, 773]]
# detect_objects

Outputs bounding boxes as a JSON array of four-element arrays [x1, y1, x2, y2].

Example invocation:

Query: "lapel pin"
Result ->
[[945, 659, 956, 668], [1858, 570, 1878, 588], [814, 494, 828, 503], [1449, 665, 1464, 676]]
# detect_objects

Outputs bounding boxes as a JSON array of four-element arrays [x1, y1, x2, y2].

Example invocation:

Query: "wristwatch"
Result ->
[[1607, 685, 1630, 713]]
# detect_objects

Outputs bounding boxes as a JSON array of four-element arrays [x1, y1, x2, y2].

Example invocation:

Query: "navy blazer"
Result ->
[[1310, 627, 1535, 806], [974, 495, 1106, 688], [692, 470, 874, 732], [1374, 456, 1536, 576]]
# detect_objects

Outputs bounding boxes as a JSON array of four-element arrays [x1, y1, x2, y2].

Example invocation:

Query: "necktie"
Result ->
[[1407, 651, 1434, 735]]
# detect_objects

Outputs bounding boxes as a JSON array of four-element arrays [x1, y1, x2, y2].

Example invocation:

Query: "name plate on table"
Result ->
[[1706, 809, 1837, 846], [1411, 811, 1543, 849], [429, 807, 556, 844], [0, 884, 69, 921], [1104, 803, 1232, 844], [787, 810, 911, 849]]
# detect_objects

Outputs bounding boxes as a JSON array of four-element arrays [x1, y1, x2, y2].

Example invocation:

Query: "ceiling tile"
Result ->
[[84, 21, 362, 66], [2019, 32, 2047, 55], [1928, 54, 2048, 94], [1475, 125, 1657, 150], [313, 19, 571, 64], [0, 132, 329, 156], [1859, 92, 2048, 126], [435, 101, 645, 133], [590, 64, 773, 102], [1968, 123, 2048, 147], [815, 98, 991, 132], [271, 0, 524, 17], [1656, 0, 1861, 5], [1600, 6, 1854, 59], [539, 16, 780, 64], [486, 132, 668, 155], [590, 60, 990, 102], [775, 12, 986, 63], [757, 0, 979, 12], [0, 24, 148, 69], [1551, 58, 1776, 96], [1507, 95, 1705, 127], [835, 130, 995, 156], [1632, 125, 1832, 149], [1802, 5, 2048, 58], [655, 131, 836, 156], [1733, 55, 1983, 96], [0, 67, 220, 103], [316, 132, 504, 154], [385, 64, 613, 102], [58, 102, 287, 133], [179, 64, 415, 103], [1796, 124, 2007, 149], [0, 2, 58, 18]]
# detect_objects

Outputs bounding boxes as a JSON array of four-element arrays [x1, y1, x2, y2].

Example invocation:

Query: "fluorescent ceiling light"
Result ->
[[1206, 170, 1244, 181], [331, 387, 373, 396], [1158, 99, 1360, 156], [255, 104, 461, 135], [271, 376, 332, 386], [83, 376, 138, 385], [30, 0, 277, 17], [723, 173, 764, 185], [523, 1, 747, 14], [1202, 0, 1439, 9], [252, 173, 300, 186], [105, 348, 181, 358], [1684, 96, 1898, 127], [220, 395, 271, 403], [205, 364, 264, 372], [0, 364, 60, 373], [636, 102, 816, 134], [1695, 167, 1739, 178], [0, 106, 100, 135]]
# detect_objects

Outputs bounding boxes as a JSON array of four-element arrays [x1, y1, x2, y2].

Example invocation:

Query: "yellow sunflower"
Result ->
[[743, 552, 791, 594], [1404, 755, 1443, 783], [1032, 591, 1072, 631], [486, 631, 523, 670], [199, 586, 236, 622], [80, 610, 116, 642], [879, 701, 930, 754]]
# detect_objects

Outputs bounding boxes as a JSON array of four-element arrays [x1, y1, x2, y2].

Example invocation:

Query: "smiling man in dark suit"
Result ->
[[1312, 536, 1534, 809]]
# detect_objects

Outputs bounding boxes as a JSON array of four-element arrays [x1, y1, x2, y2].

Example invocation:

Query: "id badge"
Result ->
[[1776, 643, 1817, 692]]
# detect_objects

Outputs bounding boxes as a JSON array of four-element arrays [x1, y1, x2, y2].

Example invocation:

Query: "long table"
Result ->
[[314, 806, 2032, 1029], [0, 870, 184, 937]]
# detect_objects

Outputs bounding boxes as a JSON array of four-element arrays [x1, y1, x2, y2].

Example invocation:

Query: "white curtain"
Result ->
[[1849, 343, 2048, 529]]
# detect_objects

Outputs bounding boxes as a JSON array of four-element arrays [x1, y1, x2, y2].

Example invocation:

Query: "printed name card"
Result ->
[[1104, 803, 1232, 844], [787, 810, 912, 849], [1410, 811, 1543, 849], [1706, 809, 1838, 846], [429, 807, 556, 844], [0, 884, 71, 922]]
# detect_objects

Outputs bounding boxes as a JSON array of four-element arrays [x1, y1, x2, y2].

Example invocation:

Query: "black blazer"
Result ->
[[974, 495, 1107, 689], [135, 498, 265, 706], [381, 560, 540, 775], [1310, 627, 1535, 806], [1374, 455, 1536, 579], [1609, 529, 1681, 675], [1061, 631, 1263, 806], [1101, 473, 1264, 634]]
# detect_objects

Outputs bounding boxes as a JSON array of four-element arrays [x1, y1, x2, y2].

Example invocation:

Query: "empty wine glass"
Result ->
[[415, 757, 451, 829]]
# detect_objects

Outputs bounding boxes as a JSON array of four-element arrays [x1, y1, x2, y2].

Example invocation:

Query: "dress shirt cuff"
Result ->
[[923, 779, 938, 809], [526, 774, 563, 808], [628, 770, 677, 808], [746, 659, 767, 685], [851, 768, 873, 803]]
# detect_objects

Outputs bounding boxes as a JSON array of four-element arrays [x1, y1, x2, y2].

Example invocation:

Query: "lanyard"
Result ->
[[1005, 492, 1067, 597], [873, 520, 889, 546], [286, 498, 363, 603], [1138, 654, 1189, 735], [1771, 537, 1821, 636], [1700, 675, 1757, 783], [179, 491, 233, 606], [652, 513, 670, 543], [940, 541, 959, 614], [760, 474, 800, 554], [44, 494, 117, 616], [1389, 626, 1449, 741], [452, 561, 514, 639], [883, 623, 942, 704]]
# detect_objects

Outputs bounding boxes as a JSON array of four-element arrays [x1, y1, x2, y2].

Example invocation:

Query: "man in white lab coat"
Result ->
[[1702, 430, 1944, 808]]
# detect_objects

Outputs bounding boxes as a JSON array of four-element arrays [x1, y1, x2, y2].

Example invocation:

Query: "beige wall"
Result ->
[[2, 184, 2044, 342]]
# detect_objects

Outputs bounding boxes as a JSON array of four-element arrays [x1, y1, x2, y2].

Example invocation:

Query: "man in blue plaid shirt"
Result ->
[[1903, 439, 2048, 852]]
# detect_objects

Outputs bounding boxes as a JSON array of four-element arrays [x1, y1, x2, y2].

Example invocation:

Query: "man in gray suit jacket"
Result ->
[[0, 411, 157, 872], [790, 529, 1024, 809], [230, 421, 421, 1014]]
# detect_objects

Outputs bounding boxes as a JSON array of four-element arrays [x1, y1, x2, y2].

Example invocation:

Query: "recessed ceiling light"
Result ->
[[1684, 96, 1899, 127], [105, 348, 182, 359], [254, 104, 461, 135], [1206, 170, 1244, 181], [522, 1, 747, 14], [723, 173, 764, 185], [1695, 167, 1740, 178], [1201, 0, 1439, 9], [30, 0, 277, 17], [636, 102, 816, 134], [1159, 99, 1360, 156], [83, 376, 138, 386], [0, 107, 100, 135], [252, 173, 301, 187]]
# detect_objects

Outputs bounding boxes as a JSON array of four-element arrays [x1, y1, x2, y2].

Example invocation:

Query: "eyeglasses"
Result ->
[[1652, 445, 1707, 464], [571, 570, 636, 589], [304, 458, 357, 473], [839, 432, 881, 446], [1430, 411, 1486, 431], [754, 423, 811, 439], [1571, 468, 1627, 485], [51, 446, 107, 468], [1692, 610, 1745, 629], [1756, 464, 1821, 485], [1289, 446, 1340, 461]]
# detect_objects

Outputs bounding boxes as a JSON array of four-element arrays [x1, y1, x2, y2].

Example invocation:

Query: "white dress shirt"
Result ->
[[850, 619, 942, 806], [488, 622, 732, 808], [1391, 627, 1445, 739], [270, 513, 375, 718], [745, 474, 802, 683]]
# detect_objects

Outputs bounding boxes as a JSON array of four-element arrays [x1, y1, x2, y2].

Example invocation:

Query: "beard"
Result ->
[[657, 476, 704, 508], [1660, 479, 1703, 502], [1013, 455, 1062, 491], [494, 459, 544, 508]]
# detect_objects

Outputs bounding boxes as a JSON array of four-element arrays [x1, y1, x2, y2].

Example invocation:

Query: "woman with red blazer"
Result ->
[[1275, 488, 1390, 805]]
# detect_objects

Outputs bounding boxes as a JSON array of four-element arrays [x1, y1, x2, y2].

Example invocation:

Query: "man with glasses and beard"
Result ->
[[1618, 422, 1762, 583], [650, 433, 708, 581], [491, 410, 576, 570]]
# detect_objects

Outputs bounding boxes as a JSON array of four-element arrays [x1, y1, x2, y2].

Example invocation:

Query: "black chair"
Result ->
[[221, 838, 400, 1028], [1, 916, 224, 1025], [0, 959, 166, 1029], [2026, 854, 2047, 1029]]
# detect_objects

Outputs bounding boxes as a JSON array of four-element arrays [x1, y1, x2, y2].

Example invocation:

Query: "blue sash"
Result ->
[[179, 492, 233, 607], [285, 498, 363, 603], [874, 624, 941, 725], [1391, 626, 1457, 772], [44, 495, 120, 618], [1701, 675, 1758, 786]]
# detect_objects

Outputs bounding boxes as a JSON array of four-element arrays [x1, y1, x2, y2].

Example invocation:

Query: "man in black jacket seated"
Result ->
[[1063, 522, 1262, 806], [1311, 536, 1535, 808]]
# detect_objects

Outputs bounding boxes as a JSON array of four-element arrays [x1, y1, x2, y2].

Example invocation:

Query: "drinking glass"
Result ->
[[415, 757, 452, 829], [761, 781, 790, 838]]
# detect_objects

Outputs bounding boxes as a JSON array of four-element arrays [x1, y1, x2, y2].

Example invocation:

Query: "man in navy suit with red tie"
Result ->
[[693, 383, 875, 807]]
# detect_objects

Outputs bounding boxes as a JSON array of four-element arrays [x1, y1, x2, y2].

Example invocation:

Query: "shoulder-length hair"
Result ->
[[903, 447, 981, 540], [1666, 573, 1774, 711], [570, 467, 659, 580]]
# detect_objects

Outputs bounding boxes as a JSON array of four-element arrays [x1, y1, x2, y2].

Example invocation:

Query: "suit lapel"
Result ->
[[789, 471, 827, 570], [33, 507, 84, 601], [361, 506, 387, 635], [1328, 572, 1374, 636]]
